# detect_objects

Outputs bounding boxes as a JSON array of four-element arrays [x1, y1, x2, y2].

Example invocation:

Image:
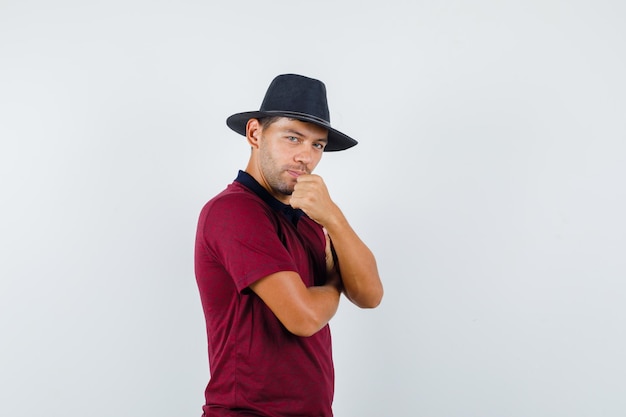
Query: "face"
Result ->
[[249, 117, 328, 202]]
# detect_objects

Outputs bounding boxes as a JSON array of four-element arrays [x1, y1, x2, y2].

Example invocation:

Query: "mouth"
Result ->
[[286, 169, 307, 178]]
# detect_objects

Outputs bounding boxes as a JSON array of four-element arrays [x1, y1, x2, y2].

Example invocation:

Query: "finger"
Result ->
[[324, 228, 334, 272], [296, 173, 321, 184]]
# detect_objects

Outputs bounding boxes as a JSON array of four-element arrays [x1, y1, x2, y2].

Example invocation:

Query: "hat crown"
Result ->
[[260, 74, 330, 123], [226, 73, 357, 151]]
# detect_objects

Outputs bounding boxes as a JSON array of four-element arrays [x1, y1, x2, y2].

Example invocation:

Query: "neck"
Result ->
[[244, 159, 291, 205]]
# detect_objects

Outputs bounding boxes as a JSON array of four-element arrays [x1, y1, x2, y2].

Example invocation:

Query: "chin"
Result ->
[[271, 183, 293, 197]]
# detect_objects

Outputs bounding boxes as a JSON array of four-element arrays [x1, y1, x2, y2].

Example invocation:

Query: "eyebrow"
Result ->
[[284, 128, 328, 143]]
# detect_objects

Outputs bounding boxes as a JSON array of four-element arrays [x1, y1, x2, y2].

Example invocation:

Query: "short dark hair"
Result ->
[[257, 116, 300, 130], [257, 116, 282, 130]]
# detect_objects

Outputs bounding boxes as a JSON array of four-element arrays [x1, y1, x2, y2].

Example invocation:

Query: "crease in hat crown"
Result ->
[[226, 74, 358, 152]]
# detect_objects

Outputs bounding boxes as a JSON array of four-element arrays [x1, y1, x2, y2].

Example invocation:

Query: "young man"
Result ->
[[194, 74, 383, 416]]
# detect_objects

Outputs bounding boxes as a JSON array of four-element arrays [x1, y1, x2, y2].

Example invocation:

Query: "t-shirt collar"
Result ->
[[235, 170, 306, 225]]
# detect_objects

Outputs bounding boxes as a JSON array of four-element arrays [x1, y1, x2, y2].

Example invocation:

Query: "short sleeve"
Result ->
[[199, 192, 297, 293]]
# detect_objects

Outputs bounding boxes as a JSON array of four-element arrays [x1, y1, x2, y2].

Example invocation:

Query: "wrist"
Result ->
[[321, 207, 347, 234]]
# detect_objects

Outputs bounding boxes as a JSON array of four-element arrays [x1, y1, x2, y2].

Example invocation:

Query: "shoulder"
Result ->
[[200, 182, 272, 219], [197, 182, 280, 241]]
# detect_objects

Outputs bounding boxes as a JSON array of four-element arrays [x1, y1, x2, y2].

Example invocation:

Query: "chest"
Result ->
[[274, 215, 326, 287]]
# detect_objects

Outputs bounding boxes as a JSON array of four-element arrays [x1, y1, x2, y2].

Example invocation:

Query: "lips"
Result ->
[[286, 166, 308, 178]]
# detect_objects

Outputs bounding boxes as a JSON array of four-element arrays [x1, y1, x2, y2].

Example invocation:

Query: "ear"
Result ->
[[246, 119, 262, 149]]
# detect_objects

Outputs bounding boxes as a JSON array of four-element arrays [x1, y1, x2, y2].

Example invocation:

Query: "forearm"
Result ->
[[250, 270, 341, 337], [324, 208, 383, 308], [302, 273, 342, 335], [288, 174, 383, 308]]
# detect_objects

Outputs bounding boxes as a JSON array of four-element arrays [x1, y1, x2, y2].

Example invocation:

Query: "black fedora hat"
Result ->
[[226, 74, 358, 152]]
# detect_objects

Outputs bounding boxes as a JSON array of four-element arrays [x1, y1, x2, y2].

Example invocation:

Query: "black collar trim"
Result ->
[[235, 170, 305, 225]]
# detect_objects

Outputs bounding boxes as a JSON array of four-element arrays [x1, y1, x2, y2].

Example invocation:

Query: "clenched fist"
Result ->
[[289, 174, 338, 226]]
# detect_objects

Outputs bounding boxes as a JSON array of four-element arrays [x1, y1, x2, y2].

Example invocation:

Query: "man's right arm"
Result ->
[[249, 269, 342, 337]]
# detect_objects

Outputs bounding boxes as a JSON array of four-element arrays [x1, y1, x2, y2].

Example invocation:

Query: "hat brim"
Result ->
[[226, 111, 358, 152]]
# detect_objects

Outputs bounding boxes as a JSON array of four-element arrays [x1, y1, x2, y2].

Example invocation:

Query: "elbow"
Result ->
[[366, 293, 384, 309], [284, 312, 328, 338], [289, 326, 320, 338], [351, 286, 384, 309], [358, 292, 383, 309]]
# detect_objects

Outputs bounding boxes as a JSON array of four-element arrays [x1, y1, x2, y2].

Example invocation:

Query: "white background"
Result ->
[[1, 1, 625, 416]]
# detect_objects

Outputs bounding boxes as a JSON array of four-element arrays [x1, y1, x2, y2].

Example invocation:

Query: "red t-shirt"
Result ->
[[194, 171, 334, 417]]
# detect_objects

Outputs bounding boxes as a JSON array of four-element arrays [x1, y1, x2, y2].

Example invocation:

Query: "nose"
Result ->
[[294, 146, 312, 165]]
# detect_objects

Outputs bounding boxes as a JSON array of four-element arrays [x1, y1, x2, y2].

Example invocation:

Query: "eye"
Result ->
[[313, 142, 326, 150], [287, 136, 299, 143]]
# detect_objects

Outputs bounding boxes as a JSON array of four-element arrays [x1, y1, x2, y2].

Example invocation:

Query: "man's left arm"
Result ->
[[290, 174, 383, 308]]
